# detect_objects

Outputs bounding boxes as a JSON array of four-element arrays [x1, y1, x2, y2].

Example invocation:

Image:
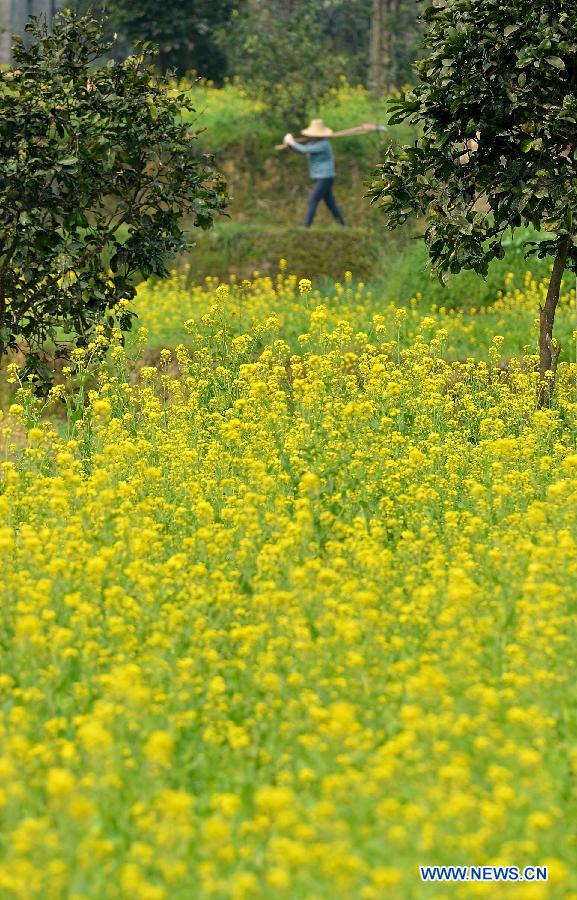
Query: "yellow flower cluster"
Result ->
[[135, 266, 575, 365], [1, 270, 577, 898]]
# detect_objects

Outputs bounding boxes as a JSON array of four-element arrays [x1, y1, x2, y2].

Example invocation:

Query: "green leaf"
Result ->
[[146, 98, 158, 122], [60, 157, 78, 166], [546, 56, 565, 70]]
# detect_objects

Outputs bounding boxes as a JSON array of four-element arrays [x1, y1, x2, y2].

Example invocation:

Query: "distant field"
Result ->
[[175, 81, 573, 312]]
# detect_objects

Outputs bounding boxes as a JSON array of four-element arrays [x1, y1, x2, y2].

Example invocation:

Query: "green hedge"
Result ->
[[186, 224, 381, 282]]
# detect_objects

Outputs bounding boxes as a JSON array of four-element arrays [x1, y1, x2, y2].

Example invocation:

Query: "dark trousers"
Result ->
[[305, 177, 345, 227]]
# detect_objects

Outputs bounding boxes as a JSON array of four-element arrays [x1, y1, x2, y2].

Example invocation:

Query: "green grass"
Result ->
[[184, 80, 413, 159], [184, 222, 380, 283], [370, 227, 574, 309]]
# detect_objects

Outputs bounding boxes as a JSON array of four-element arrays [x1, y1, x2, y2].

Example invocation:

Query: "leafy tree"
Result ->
[[74, 0, 241, 79], [228, 1, 345, 128], [369, 0, 577, 405], [0, 10, 226, 384]]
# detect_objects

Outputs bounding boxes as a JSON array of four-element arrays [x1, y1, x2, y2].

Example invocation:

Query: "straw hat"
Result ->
[[301, 118, 334, 138]]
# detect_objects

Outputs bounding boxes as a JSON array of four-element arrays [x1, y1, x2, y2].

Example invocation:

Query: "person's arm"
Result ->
[[283, 133, 318, 154]]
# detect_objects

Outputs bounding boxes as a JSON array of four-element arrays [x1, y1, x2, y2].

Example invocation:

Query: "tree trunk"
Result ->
[[387, 0, 400, 90], [369, 0, 383, 95], [537, 235, 571, 408], [380, 0, 393, 93], [369, 0, 398, 95]]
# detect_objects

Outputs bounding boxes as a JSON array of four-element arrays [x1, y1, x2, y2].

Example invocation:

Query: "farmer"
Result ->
[[280, 118, 382, 227]]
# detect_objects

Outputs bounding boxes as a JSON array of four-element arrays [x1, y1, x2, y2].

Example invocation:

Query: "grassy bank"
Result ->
[[187, 79, 407, 158]]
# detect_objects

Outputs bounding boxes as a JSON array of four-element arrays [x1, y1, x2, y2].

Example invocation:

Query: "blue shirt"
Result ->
[[290, 139, 335, 179]]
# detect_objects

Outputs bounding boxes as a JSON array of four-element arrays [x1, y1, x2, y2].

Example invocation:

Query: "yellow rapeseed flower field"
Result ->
[[1, 269, 577, 898]]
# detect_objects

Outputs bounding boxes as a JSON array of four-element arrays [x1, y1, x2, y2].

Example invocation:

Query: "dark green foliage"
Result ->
[[323, 0, 373, 87], [227, 2, 345, 128], [0, 11, 226, 383], [368, 0, 577, 280], [75, 0, 240, 79]]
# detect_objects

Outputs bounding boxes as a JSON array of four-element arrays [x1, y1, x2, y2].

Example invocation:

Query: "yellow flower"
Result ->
[[266, 867, 291, 889], [144, 731, 175, 768], [77, 720, 113, 755], [45, 767, 76, 800], [254, 785, 295, 816]]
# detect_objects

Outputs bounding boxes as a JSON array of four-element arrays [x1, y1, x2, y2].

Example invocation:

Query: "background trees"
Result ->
[[228, 2, 343, 127], [231, 0, 422, 97], [74, 0, 240, 80], [71, 0, 423, 92], [369, 0, 422, 93]]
